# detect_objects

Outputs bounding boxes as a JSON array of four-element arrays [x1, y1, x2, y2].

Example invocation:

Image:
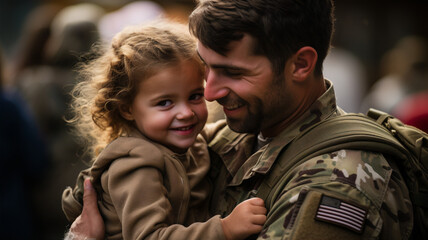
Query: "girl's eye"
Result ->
[[157, 100, 172, 107], [189, 93, 204, 101]]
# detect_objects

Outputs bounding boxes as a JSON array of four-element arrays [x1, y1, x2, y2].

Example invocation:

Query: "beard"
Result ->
[[224, 74, 288, 135], [225, 98, 263, 134]]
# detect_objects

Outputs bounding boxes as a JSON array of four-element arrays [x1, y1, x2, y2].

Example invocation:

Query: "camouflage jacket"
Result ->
[[207, 80, 413, 239]]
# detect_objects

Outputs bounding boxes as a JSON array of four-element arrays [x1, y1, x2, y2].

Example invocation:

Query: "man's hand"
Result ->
[[68, 178, 105, 240]]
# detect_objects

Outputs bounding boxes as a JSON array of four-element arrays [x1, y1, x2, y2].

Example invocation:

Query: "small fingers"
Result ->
[[245, 199, 267, 215], [247, 197, 265, 206], [251, 214, 267, 226], [251, 205, 267, 215]]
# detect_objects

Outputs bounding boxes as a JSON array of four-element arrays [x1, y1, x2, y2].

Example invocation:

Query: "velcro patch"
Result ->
[[315, 195, 367, 233]]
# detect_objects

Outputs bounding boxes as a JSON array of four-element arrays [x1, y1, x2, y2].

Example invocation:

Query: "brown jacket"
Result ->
[[62, 126, 226, 240]]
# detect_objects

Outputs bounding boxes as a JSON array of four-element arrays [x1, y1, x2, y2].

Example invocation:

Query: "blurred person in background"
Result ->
[[97, 0, 165, 43], [9, 3, 105, 239], [0, 45, 48, 239], [393, 90, 428, 133], [8, 4, 61, 84], [361, 36, 428, 113], [361, 35, 428, 132]]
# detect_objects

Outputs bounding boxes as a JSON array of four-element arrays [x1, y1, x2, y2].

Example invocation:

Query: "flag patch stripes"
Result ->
[[314, 195, 367, 233]]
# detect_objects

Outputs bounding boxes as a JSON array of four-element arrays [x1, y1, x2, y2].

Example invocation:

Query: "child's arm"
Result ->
[[220, 198, 267, 240]]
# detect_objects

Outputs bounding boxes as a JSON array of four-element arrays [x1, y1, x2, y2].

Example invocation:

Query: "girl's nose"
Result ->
[[176, 104, 195, 120]]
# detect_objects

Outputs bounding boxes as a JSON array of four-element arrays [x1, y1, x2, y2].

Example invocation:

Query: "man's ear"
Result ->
[[290, 46, 318, 82], [120, 105, 134, 121]]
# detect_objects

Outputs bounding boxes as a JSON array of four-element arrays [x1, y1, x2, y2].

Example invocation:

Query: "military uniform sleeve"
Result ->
[[257, 150, 412, 240], [100, 144, 225, 240]]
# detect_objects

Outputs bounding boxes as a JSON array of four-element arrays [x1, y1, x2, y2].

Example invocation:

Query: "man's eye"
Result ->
[[224, 69, 242, 78], [157, 100, 172, 107]]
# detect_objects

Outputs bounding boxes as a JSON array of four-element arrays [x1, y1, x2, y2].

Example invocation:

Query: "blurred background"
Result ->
[[0, 0, 427, 239]]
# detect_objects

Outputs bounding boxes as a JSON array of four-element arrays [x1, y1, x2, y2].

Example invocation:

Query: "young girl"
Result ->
[[62, 21, 266, 240]]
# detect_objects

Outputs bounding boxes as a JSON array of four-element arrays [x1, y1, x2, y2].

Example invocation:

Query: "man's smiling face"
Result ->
[[198, 34, 296, 135]]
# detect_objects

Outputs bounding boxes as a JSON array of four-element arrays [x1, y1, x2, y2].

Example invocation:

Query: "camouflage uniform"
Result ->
[[208, 80, 413, 239]]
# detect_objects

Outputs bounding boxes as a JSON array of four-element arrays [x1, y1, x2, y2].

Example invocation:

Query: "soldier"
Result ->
[[67, 0, 413, 239]]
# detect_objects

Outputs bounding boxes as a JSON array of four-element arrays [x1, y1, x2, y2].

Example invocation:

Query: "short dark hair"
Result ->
[[189, 0, 335, 76]]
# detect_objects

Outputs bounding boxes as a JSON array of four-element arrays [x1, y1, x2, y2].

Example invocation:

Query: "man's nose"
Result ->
[[204, 71, 229, 102]]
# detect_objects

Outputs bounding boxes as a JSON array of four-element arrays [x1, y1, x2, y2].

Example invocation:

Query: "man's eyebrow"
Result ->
[[197, 51, 245, 71]]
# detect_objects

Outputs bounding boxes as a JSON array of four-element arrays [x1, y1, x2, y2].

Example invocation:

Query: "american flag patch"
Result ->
[[314, 195, 367, 233]]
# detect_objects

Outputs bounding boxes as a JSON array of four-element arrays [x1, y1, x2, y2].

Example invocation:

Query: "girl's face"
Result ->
[[123, 60, 207, 153]]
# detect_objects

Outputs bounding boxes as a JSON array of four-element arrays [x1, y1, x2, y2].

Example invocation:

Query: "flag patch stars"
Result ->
[[314, 195, 368, 233]]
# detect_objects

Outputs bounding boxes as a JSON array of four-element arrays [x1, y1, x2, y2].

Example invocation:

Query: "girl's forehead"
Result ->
[[138, 62, 204, 91], [138, 58, 202, 79]]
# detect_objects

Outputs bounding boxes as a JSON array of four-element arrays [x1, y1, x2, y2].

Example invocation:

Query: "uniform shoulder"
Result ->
[[289, 149, 392, 208], [264, 149, 397, 239]]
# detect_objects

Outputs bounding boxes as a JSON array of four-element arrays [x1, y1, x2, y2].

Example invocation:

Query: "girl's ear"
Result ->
[[120, 105, 134, 121], [290, 46, 318, 82]]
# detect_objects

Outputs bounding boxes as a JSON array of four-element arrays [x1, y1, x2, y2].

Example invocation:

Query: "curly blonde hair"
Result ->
[[70, 20, 203, 158]]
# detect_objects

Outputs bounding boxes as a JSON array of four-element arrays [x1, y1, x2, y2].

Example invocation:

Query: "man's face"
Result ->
[[197, 34, 297, 135]]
